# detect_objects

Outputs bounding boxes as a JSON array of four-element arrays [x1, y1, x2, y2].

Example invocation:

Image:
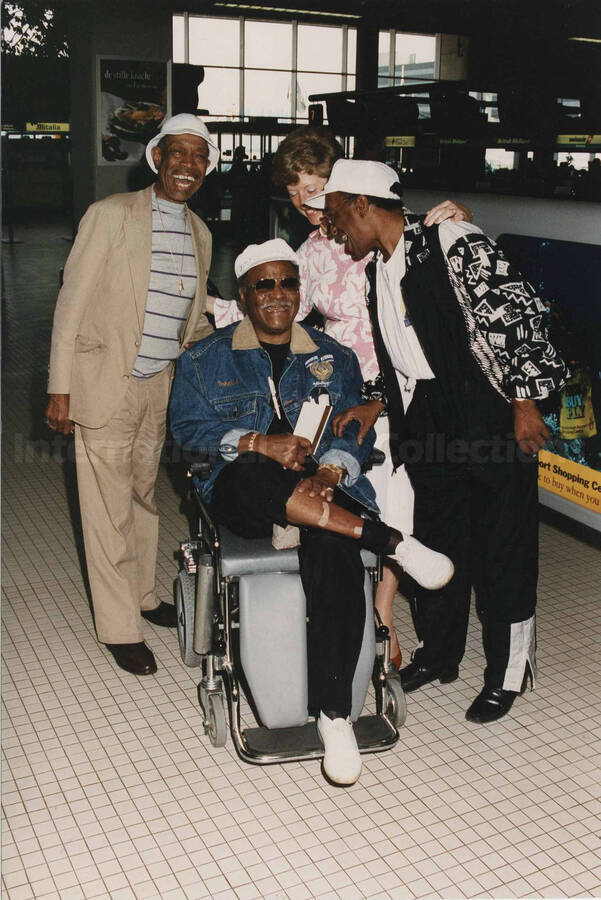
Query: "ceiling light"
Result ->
[[569, 36, 601, 44], [214, 3, 361, 18]]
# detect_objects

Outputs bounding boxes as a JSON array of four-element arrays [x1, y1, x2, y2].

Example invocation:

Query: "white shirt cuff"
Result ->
[[219, 428, 248, 461]]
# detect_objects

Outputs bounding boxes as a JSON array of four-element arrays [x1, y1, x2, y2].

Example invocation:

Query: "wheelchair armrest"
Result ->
[[188, 459, 213, 480]]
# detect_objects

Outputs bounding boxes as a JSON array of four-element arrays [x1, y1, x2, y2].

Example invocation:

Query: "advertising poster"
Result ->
[[497, 233, 601, 530], [539, 367, 601, 518], [98, 58, 169, 165]]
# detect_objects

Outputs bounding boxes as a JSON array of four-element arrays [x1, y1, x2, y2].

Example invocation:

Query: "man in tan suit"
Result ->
[[46, 114, 218, 676]]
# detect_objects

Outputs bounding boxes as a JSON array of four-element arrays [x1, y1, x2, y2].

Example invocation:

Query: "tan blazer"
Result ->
[[47, 185, 213, 428]]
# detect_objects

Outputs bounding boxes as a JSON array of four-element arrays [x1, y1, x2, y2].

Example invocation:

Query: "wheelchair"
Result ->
[[174, 458, 407, 766]]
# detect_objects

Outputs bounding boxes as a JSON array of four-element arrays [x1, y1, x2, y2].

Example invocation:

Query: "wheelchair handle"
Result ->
[[364, 447, 385, 471]]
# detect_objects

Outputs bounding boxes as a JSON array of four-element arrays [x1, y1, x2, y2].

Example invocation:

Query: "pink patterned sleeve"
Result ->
[[296, 237, 315, 322], [213, 296, 243, 327]]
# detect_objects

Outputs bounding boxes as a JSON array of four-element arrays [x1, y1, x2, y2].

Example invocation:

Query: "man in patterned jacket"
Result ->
[[307, 159, 569, 723]]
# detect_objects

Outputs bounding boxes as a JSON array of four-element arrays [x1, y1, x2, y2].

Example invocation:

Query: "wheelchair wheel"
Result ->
[[385, 674, 407, 728], [206, 692, 227, 748], [174, 570, 202, 668]]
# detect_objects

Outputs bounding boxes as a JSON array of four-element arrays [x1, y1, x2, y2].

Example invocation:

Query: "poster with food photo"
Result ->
[[98, 58, 170, 165]]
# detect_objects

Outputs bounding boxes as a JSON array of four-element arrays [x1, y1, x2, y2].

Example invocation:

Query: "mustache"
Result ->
[[258, 300, 294, 310]]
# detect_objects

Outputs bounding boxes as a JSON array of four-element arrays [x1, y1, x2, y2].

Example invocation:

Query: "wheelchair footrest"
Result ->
[[240, 714, 398, 764]]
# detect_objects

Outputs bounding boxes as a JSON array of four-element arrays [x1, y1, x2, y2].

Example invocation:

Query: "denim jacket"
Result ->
[[169, 317, 378, 511]]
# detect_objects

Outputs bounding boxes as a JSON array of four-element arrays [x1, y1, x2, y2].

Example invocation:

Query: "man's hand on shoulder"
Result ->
[[423, 200, 472, 226], [512, 398, 550, 455], [46, 393, 73, 435]]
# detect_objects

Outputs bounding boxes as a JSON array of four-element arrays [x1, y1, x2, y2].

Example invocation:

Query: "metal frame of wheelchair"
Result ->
[[174, 463, 407, 766]]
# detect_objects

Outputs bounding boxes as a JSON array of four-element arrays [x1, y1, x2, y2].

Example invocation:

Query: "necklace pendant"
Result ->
[[178, 277, 184, 295]]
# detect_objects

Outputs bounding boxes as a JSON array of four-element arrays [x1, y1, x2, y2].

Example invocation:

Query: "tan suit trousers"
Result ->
[[74, 365, 172, 644]]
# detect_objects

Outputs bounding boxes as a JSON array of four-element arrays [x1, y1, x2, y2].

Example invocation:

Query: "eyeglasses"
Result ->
[[246, 276, 300, 293]]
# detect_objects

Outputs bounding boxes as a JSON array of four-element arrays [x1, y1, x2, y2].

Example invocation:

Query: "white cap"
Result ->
[[235, 238, 300, 280], [305, 158, 402, 209], [145, 113, 220, 175]]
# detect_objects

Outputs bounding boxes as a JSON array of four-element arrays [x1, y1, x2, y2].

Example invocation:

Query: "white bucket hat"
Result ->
[[235, 239, 299, 280], [305, 159, 402, 209], [145, 113, 220, 175]]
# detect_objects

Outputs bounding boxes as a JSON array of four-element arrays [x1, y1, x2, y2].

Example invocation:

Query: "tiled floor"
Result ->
[[2, 219, 601, 900]]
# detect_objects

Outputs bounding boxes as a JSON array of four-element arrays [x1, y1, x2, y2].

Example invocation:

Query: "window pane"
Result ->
[[248, 135, 262, 161], [485, 92, 499, 123], [346, 29, 357, 75], [297, 73, 343, 116], [245, 21, 292, 70], [393, 34, 436, 85], [471, 91, 499, 123], [378, 31, 391, 80], [198, 67, 239, 118], [298, 25, 343, 73], [173, 15, 185, 64], [557, 151, 591, 170], [394, 33, 436, 67], [244, 70, 292, 118], [189, 16, 239, 68], [485, 148, 516, 171], [218, 132, 235, 166]]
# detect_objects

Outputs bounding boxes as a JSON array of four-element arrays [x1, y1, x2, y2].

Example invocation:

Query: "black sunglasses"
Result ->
[[247, 276, 300, 293]]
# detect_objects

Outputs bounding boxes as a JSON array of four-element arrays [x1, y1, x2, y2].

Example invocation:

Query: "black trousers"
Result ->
[[210, 453, 367, 716], [406, 445, 539, 689]]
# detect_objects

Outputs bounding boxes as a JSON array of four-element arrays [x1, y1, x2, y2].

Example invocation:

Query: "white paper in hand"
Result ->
[[293, 393, 332, 451]]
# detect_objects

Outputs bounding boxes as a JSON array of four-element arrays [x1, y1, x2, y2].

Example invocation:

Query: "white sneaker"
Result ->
[[317, 712, 362, 786], [390, 534, 454, 590]]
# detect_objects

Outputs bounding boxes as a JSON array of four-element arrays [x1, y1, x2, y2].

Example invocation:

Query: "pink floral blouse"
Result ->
[[214, 229, 380, 382]]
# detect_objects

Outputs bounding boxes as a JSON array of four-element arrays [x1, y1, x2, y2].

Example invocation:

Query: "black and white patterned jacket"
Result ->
[[400, 212, 569, 401]]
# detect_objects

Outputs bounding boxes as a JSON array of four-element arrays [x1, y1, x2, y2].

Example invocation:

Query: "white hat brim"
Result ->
[[234, 238, 300, 280], [237, 252, 300, 279], [145, 130, 220, 176], [304, 190, 327, 209]]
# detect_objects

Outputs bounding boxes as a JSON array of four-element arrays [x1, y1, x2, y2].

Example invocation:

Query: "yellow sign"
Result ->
[[556, 134, 601, 147], [538, 450, 601, 514], [385, 135, 416, 148], [26, 122, 70, 133]]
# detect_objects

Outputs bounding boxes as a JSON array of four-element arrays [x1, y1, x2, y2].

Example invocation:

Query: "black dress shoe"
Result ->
[[141, 601, 178, 628], [107, 642, 157, 675], [465, 686, 517, 723], [400, 660, 459, 693], [466, 670, 530, 723]]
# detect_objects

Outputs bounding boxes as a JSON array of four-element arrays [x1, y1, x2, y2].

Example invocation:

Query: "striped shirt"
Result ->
[[132, 191, 198, 378]]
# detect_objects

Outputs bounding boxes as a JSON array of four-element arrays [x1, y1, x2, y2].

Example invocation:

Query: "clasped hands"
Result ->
[[241, 432, 342, 500]]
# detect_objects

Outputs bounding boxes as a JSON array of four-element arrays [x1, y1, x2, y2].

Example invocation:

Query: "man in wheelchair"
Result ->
[[170, 239, 453, 785]]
